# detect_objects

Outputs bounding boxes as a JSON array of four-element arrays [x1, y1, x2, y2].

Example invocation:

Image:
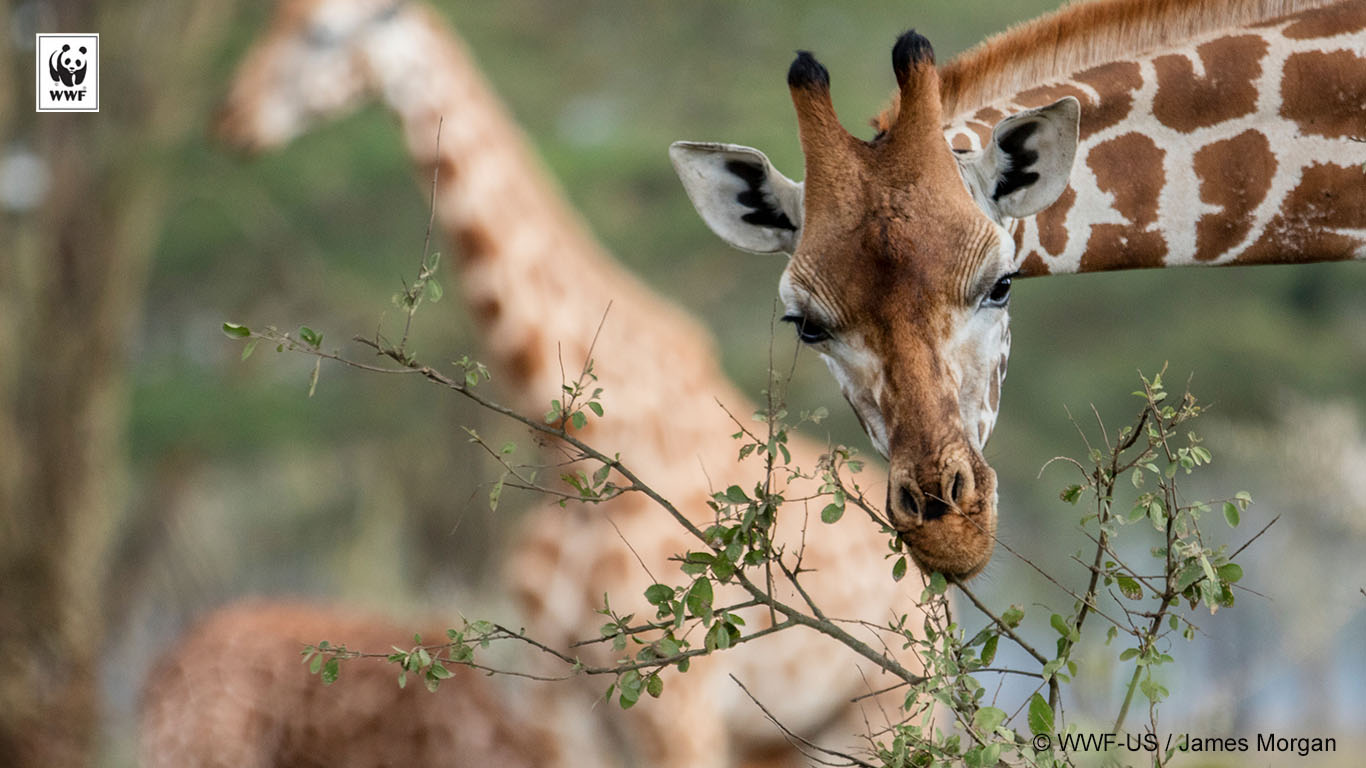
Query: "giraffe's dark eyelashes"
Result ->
[[980, 273, 1016, 309], [782, 314, 832, 344]]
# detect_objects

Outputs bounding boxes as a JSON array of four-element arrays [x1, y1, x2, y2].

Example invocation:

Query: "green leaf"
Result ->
[[570, 411, 587, 431], [644, 583, 673, 606], [308, 653, 323, 675], [307, 358, 321, 398], [221, 322, 251, 338], [1216, 563, 1243, 584], [724, 485, 749, 504], [488, 477, 504, 512], [891, 556, 908, 582], [820, 502, 844, 524], [929, 571, 948, 596], [425, 279, 443, 303], [588, 401, 604, 417], [1060, 484, 1083, 504], [646, 673, 664, 698], [1222, 502, 1240, 528], [1027, 693, 1053, 736], [1050, 613, 1070, 638], [686, 578, 714, 622], [972, 706, 1006, 734], [1116, 575, 1142, 600], [1000, 606, 1025, 628], [980, 634, 998, 666], [241, 339, 259, 360], [321, 658, 340, 685], [299, 326, 322, 348], [1119, 648, 1139, 661]]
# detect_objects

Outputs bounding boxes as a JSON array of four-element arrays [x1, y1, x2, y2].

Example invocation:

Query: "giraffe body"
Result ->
[[139, 601, 551, 768], [208, 3, 928, 767], [672, 0, 1364, 579]]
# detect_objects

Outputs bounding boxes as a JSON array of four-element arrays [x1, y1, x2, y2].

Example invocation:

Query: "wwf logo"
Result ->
[[36, 34, 99, 112], [48, 43, 89, 87]]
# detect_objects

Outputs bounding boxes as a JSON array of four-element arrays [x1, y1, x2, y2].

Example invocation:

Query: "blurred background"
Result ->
[[1, 0, 1363, 765]]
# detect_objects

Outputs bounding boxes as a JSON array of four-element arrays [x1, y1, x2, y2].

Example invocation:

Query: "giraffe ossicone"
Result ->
[[673, 0, 1366, 579]]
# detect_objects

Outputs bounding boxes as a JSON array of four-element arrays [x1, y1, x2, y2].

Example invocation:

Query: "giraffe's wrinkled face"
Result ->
[[216, 0, 410, 150], [672, 32, 1078, 578], [778, 187, 1013, 579]]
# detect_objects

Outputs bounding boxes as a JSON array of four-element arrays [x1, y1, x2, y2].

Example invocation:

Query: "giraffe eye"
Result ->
[[782, 314, 832, 344], [982, 274, 1015, 308]]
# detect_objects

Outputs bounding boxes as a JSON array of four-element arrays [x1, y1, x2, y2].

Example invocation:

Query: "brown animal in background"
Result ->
[[139, 601, 550, 767]]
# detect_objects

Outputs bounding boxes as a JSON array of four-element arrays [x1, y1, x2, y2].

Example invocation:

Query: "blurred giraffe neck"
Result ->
[[938, 0, 1366, 275], [366, 6, 703, 404]]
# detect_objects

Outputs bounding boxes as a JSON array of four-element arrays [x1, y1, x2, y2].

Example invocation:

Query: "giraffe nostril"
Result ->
[[899, 484, 920, 519], [948, 470, 966, 505]]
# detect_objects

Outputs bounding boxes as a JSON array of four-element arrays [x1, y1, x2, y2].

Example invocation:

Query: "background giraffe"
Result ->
[[140, 600, 550, 768], [202, 1, 928, 766]]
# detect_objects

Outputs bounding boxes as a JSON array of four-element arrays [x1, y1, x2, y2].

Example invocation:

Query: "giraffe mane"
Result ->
[[872, 0, 1334, 129]]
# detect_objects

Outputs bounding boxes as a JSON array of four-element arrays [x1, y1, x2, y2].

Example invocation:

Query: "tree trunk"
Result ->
[[0, 2, 235, 763]]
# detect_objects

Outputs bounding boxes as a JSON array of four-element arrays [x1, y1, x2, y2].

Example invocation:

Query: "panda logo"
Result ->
[[48, 44, 88, 87]]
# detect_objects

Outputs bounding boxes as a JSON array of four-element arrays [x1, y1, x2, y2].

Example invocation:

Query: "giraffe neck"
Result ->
[[945, 0, 1366, 276], [363, 7, 718, 411], [360, 5, 741, 485]]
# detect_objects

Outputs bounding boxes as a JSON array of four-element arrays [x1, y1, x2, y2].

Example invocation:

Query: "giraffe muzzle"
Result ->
[[887, 453, 997, 579]]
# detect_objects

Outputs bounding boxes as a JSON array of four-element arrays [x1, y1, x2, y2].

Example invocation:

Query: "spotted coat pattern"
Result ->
[[945, 2, 1366, 275]]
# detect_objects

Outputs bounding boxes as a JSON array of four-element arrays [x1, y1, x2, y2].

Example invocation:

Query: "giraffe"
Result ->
[[139, 600, 551, 767], [211, 2, 929, 766], [671, 0, 1366, 581]]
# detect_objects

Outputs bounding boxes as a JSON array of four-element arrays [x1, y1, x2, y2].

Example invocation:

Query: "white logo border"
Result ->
[[36, 33, 100, 113]]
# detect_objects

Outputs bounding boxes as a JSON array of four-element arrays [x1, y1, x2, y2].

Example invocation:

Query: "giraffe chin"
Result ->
[[894, 500, 997, 581]]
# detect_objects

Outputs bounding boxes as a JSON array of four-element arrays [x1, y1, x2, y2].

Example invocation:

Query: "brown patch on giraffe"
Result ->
[[1236, 162, 1366, 264], [1080, 225, 1169, 272], [1015, 83, 1091, 112], [505, 334, 543, 381], [973, 106, 1006, 125], [1280, 50, 1366, 139], [423, 155, 459, 186], [586, 550, 630, 601], [987, 368, 1000, 413], [1193, 130, 1277, 262], [454, 223, 496, 262], [1018, 251, 1051, 277], [1035, 185, 1076, 257], [1089, 132, 1165, 227], [1072, 61, 1142, 140], [1153, 35, 1268, 133], [1282, 2, 1366, 39], [1082, 132, 1168, 271], [473, 297, 502, 323]]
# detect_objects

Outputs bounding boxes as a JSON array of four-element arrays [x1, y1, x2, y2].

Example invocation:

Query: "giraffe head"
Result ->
[[216, 0, 419, 151], [672, 32, 1079, 578]]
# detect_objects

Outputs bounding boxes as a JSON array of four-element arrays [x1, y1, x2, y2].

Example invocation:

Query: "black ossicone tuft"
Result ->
[[892, 29, 935, 85], [787, 50, 830, 90]]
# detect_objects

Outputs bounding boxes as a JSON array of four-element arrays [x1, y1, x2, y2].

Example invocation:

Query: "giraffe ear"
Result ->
[[970, 97, 1080, 220], [670, 142, 804, 255]]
